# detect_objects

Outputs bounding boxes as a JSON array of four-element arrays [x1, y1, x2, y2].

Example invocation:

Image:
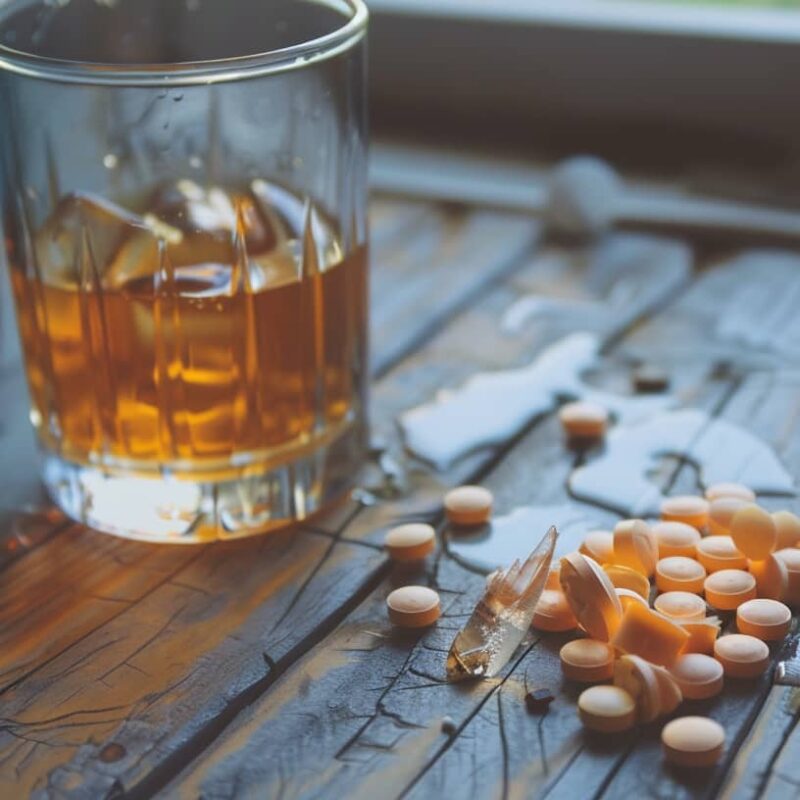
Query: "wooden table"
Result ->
[[2, 172, 800, 799]]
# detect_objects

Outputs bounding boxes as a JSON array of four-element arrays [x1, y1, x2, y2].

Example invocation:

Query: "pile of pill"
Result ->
[[548, 483, 799, 766]]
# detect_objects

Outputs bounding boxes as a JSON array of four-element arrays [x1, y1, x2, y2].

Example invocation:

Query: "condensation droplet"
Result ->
[[189, 156, 203, 169], [103, 153, 119, 169]]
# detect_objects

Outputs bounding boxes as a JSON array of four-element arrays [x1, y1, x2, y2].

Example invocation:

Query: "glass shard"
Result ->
[[446, 525, 558, 681]]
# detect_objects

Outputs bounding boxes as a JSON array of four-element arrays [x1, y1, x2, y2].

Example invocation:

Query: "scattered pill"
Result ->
[[714, 634, 770, 678], [708, 497, 749, 536], [680, 617, 721, 655], [660, 496, 710, 531], [384, 523, 436, 562], [578, 685, 636, 733], [704, 570, 757, 611], [603, 564, 651, 599], [560, 639, 615, 683], [533, 589, 579, 632], [662, 716, 725, 767], [386, 586, 441, 628], [654, 591, 707, 623], [632, 365, 670, 394], [525, 688, 556, 714], [748, 555, 788, 602], [729, 505, 777, 561], [444, 486, 493, 526], [669, 654, 724, 700], [736, 598, 792, 641], [579, 530, 615, 564], [560, 552, 623, 642], [653, 521, 701, 559], [613, 654, 665, 723], [656, 556, 707, 594], [559, 401, 609, 442], [773, 510, 800, 550], [773, 548, 800, 605], [653, 663, 684, 716], [705, 483, 756, 503], [696, 536, 747, 573], [613, 519, 658, 576], [616, 587, 650, 612], [611, 601, 689, 666]]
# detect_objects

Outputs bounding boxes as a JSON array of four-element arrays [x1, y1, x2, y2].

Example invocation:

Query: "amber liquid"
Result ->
[[10, 181, 368, 478]]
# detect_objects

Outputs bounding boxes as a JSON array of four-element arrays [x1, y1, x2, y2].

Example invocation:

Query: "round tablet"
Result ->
[[656, 556, 707, 594], [773, 510, 800, 550], [603, 564, 651, 599], [653, 521, 701, 559], [444, 486, 493, 526], [384, 524, 436, 562], [774, 548, 800, 605], [704, 569, 757, 611], [578, 685, 636, 733], [669, 654, 724, 699], [696, 536, 747, 573], [533, 589, 579, 632], [729, 505, 777, 562], [654, 591, 707, 623], [662, 716, 725, 767], [616, 587, 650, 613], [707, 497, 749, 536], [736, 598, 792, 641], [748, 555, 788, 601], [705, 483, 756, 503], [386, 586, 441, 628], [714, 634, 770, 678], [559, 401, 609, 440], [613, 519, 658, 576], [560, 552, 623, 642], [580, 530, 615, 565], [660, 496, 710, 531], [560, 638, 615, 682]]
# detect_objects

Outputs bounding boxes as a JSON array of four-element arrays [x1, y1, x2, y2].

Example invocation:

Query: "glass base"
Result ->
[[42, 423, 364, 543]]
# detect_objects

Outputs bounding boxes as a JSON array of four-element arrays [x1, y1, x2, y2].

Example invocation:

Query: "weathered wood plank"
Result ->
[[0, 231, 690, 797]]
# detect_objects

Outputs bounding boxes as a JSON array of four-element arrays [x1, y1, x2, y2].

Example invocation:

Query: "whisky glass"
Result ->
[[0, 0, 369, 542]]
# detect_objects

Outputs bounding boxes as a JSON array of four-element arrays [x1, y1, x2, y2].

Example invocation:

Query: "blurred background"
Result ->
[[367, 0, 800, 204]]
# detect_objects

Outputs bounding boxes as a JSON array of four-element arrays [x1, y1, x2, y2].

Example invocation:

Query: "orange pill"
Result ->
[[714, 634, 770, 678], [545, 566, 562, 590], [560, 638, 615, 682], [654, 591, 707, 623], [603, 564, 651, 600], [613, 519, 658, 577], [704, 569, 757, 611], [773, 511, 800, 550], [578, 685, 636, 733], [616, 588, 650, 613], [696, 536, 747, 573], [660, 495, 710, 531], [705, 483, 756, 503], [533, 589, 579, 632], [653, 521, 701, 559], [559, 401, 609, 441], [736, 598, 792, 641], [708, 497, 749, 536], [580, 530, 615, 565], [652, 663, 684, 716], [662, 716, 725, 767], [611, 601, 689, 667], [613, 654, 664, 723], [729, 505, 777, 561], [774, 548, 800, 605], [386, 586, 441, 628], [384, 524, 436, 562], [656, 556, 707, 594], [444, 486, 493, 526], [748, 555, 788, 601], [680, 616, 721, 655], [669, 654, 724, 699], [560, 552, 623, 642]]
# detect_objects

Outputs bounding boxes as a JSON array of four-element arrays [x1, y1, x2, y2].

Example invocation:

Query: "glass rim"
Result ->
[[0, 0, 368, 86]]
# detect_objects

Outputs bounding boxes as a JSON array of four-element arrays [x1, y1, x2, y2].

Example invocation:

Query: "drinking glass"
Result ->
[[0, 0, 369, 542]]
